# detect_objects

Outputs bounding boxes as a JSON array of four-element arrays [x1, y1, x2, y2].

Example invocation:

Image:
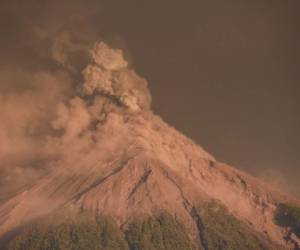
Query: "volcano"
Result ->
[[0, 42, 299, 250]]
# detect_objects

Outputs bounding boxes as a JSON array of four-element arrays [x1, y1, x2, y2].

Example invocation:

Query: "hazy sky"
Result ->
[[0, 0, 299, 196]]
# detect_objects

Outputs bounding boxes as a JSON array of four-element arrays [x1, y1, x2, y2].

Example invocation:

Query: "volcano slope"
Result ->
[[0, 42, 299, 250]]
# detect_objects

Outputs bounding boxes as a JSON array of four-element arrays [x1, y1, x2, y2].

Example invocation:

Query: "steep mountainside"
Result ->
[[0, 42, 299, 250]]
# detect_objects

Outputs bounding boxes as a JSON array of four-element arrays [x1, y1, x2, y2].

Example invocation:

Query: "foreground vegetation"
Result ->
[[275, 203, 300, 237], [196, 201, 268, 250], [8, 217, 128, 250], [7, 201, 275, 250], [125, 213, 194, 250], [8, 213, 194, 250]]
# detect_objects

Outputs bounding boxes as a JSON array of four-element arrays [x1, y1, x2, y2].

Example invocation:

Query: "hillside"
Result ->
[[0, 42, 299, 250]]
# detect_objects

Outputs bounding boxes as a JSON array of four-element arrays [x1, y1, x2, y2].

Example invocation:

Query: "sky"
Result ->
[[0, 0, 299, 196]]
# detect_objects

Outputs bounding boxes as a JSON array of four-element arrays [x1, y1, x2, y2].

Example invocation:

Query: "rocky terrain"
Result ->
[[0, 42, 299, 250]]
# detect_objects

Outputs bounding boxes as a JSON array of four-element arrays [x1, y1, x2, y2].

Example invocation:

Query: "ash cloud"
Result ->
[[82, 42, 151, 111], [0, 28, 151, 202], [0, 68, 74, 201], [0, 1, 154, 201], [253, 166, 300, 199], [0, 0, 298, 202], [0, 70, 73, 165]]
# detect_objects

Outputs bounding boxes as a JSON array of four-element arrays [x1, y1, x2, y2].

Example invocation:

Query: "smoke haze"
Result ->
[[0, 0, 299, 199]]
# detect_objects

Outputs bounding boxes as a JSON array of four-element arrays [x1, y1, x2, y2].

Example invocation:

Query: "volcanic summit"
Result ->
[[0, 42, 299, 250]]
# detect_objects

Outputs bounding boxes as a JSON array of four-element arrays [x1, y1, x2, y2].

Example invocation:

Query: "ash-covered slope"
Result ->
[[0, 42, 299, 250]]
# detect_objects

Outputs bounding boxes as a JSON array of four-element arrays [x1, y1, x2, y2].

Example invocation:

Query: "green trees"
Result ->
[[8, 214, 195, 250], [125, 214, 194, 250], [8, 217, 128, 250], [196, 202, 268, 250], [8, 202, 276, 250], [275, 203, 300, 237]]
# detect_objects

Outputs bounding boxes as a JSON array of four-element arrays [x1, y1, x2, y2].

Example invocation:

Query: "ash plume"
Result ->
[[82, 42, 151, 111], [0, 40, 151, 202]]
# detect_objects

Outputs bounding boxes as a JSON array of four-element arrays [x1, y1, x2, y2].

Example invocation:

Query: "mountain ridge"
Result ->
[[0, 42, 299, 249]]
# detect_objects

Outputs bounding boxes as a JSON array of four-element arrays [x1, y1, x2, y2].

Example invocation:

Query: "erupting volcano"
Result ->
[[0, 43, 299, 250]]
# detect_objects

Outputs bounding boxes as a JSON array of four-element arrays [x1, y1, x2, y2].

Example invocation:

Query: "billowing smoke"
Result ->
[[0, 0, 298, 203], [0, 69, 73, 200], [0, 40, 151, 202], [82, 42, 151, 111]]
